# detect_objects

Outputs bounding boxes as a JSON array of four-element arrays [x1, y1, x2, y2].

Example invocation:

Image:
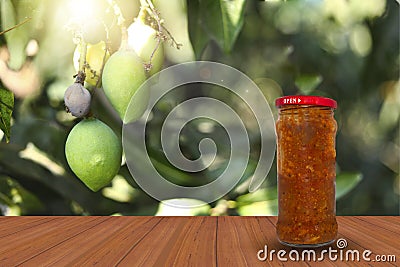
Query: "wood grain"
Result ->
[[72, 217, 159, 266], [0, 217, 53, 238], [117, 216, 217, 267], [0, 216, 397, 266], [0, 217, 107, 266]]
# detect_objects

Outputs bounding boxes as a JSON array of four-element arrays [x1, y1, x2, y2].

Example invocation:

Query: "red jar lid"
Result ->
[[275, 95, 337, 109]]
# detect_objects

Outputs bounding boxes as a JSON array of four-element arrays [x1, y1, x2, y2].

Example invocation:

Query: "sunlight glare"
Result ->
[[68, 0, 97, 22]]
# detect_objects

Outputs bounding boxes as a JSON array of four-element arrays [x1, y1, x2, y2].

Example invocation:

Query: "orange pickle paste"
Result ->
[[275, 96, 338, 247]]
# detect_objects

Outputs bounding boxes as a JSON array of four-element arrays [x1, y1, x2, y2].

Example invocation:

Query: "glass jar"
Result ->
[[275, 96, 338, 247]]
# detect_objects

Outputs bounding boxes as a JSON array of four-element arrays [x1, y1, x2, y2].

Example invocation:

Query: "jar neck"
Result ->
[[278, 105, 334, 115]]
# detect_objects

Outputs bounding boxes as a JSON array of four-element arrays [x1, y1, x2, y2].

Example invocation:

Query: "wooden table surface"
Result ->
[[0, 216, 398, 266]]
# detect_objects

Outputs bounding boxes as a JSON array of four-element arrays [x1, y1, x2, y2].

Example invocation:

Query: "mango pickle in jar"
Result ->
[[275, 96, 338, 247]]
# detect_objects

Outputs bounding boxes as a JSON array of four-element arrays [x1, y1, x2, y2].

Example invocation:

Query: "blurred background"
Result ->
[[0, 0, 398, 215]]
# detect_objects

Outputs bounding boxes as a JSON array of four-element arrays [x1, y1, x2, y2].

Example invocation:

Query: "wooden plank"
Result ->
[[353, 216, 400, 234], [0, 216, 397, 266], [117, 217, 217, 267], [339, 217, 400, 253], [0, 217, 54, 237], [268, 216, 277, 226], [362, 216, 400, 224], [217, 216, 250, 266], [337, 217, 398, 267], [218, 217, 301, 267], [0, 217, 80, 254], [0, 217, 107, 266], [160, 216, 216, 267], [22, 216, 137, 266], [68, 217, 160, 266]]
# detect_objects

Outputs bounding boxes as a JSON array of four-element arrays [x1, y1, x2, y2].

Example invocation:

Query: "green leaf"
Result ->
[[295, 74, 323, 95], [1, 0, 29, 70], [188, 0, 246, 56], [336, 172, 363, 199], [0, 87, 14, 142], [236, 187, 277, 207], [0, 176, 44, 215], [237, 199, 278, 216], [187, 0, 210, 59], [202, 0, 246, 53], [11, 117, 67, 164], [236, 187, 278, 216]]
